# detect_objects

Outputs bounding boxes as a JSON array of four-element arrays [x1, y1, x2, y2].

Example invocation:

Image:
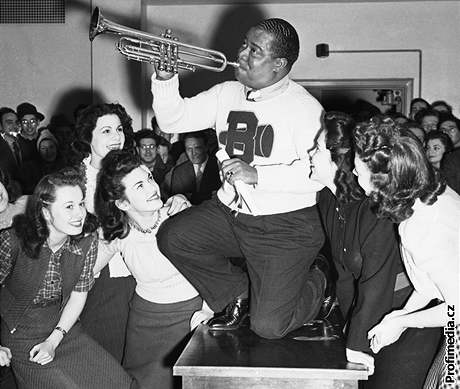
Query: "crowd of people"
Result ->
[[0, 15, 458, 389]]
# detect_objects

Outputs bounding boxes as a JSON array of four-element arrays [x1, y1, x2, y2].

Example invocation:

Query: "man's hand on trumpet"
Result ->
[[153, 29, 178, 80]]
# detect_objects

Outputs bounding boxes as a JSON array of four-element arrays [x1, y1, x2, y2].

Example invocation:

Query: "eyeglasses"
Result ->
[[139, 144, 156, 150], [21, 119, 39, 126]]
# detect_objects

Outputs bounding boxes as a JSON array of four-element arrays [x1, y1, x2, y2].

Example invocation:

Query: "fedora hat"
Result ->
[[16, 102, 45, 122]]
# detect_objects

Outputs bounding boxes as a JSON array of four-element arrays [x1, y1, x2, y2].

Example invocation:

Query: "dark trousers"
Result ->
[[157, 197, 325, 339]]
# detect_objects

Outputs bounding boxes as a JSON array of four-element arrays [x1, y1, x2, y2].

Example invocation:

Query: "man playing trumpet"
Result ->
[[152, 18, 332, 339]]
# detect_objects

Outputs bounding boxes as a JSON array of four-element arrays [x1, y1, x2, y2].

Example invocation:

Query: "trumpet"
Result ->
[[89, 7, 239, 73]]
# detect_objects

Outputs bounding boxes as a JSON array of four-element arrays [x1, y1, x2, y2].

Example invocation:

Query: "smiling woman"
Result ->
[[94, 150, 203, 389], [0, 169, 133, 388], [73, 103, 137, 363]]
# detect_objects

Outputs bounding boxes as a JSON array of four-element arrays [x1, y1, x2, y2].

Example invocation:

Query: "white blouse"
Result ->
[[398, 186, 460, 312]]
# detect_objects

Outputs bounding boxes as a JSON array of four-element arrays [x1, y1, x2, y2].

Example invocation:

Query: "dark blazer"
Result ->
[[441, 148, 460, 195], [0, 137, 20, 183], [164, 155, 221, 205]]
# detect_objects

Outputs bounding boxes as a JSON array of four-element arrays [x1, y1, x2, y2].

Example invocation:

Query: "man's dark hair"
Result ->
[[0, 107, 16, 124], [134, 129, 158, 146], [256, 18, 299, 69], [183, 130, 208, 143]]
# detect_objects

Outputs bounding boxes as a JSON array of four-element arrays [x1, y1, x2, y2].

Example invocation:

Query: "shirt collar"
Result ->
[[244, 75, 290, 102], [44, 237, 83, 256]]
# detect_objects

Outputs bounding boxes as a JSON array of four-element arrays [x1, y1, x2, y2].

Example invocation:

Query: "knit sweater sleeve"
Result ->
[[151, 73, 221, 133]]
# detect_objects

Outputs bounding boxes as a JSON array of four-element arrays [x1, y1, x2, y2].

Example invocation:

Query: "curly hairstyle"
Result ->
[[425, 130, 454, 154], [0, 167, 20, 203], [95, 150, 142, 242], [73, 103, 135, 161], [353, 116, 445, 223], [323, 111, 364, 204], [256, 18, 299, 69], [12, 168, 98, 258]]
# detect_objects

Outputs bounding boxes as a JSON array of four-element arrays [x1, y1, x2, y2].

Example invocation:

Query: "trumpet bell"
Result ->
[[89, 7, 239, 73], [89, 7, 102, 42]]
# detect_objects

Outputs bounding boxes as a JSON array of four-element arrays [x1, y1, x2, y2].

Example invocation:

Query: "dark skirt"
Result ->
[[79, 266, 136, 363], [123, 293, 202, 389], [1, 303, 133, 389], [360, 326, 442, 389]]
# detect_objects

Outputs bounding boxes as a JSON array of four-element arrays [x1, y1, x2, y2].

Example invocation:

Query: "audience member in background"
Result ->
[[438, 114, 460, 149], [157, 136, 174, 167], [135, 129, 172, 185], [391, 112, 409, 126], [94, 150, 205, 389], [403, 120, 426, 144], [162, 131, 221, 205], [49, 114, 76, 166], [0, 169, 134, 389], [409, 98, 430, 120], [441, 146, 460, 195], [431, 100, 452, 115], [16, 103, 44, 194], [414, 108, 440, 134], [36, 128, 65, 175], [353, 119, 459, 389], [425, 131, 453, 170], [74, 103, 136, 363], [309, 113, 439, 388], [0, 108, 22, 193]]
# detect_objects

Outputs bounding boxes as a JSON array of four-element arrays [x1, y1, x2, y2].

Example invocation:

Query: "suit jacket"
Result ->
[[441, 148, 460, 195], [163, 155, 221, 205], [0, 137, 20, 183]]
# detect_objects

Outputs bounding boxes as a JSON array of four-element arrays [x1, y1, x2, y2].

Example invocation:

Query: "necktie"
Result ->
[[195, 164, 203, 191]]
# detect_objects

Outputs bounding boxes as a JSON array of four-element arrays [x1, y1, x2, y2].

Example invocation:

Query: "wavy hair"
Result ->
[[73, 103, 135, 160], [323, 111, 364, 203], [95, 150, 141, 242], [12, 168, 98, 258], [353, 116, 445, 223]]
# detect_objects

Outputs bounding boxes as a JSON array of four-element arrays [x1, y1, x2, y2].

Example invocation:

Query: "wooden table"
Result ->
[[174, 323, 369, 389]]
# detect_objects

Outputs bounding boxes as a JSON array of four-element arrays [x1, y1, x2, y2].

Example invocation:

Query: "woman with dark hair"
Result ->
[[409, 97, 430, 120], [0, 169, 134, 388], [93, 150, 209, 389], [0, 168, 28, 230], [309, 112, 440, 388], [353, 117, 459, 388], [425, 130, 453, 170], [73, 102, 137, 362]]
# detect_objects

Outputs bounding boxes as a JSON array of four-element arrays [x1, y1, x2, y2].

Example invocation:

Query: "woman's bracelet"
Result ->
[[54, 326, 67, 337]]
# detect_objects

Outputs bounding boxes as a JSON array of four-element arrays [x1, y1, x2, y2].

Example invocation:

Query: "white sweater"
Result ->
[[98, 208, 198, 304], [151, 74, 324, 215]]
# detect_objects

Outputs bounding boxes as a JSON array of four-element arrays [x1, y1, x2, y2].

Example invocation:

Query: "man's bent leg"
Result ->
[[235, 206, 325, 339], [157, 198, 248, 312]]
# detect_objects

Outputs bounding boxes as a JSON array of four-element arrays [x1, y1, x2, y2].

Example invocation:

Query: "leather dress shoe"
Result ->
[[311, 254, 336, 320], [207, 298, 249, 330]]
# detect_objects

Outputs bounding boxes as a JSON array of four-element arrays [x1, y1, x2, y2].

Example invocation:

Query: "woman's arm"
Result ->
[[29, 291, 88, 365], [368, 302, 447, 354], [93, 238, 117, 275]]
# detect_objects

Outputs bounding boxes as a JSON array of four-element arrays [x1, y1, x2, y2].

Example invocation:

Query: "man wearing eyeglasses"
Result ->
[[16, 102, 44, 194], [135, 129, 172, 187]]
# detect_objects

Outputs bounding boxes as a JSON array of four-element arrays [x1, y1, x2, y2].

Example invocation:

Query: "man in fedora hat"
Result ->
[[16, 102, 44, 193]]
